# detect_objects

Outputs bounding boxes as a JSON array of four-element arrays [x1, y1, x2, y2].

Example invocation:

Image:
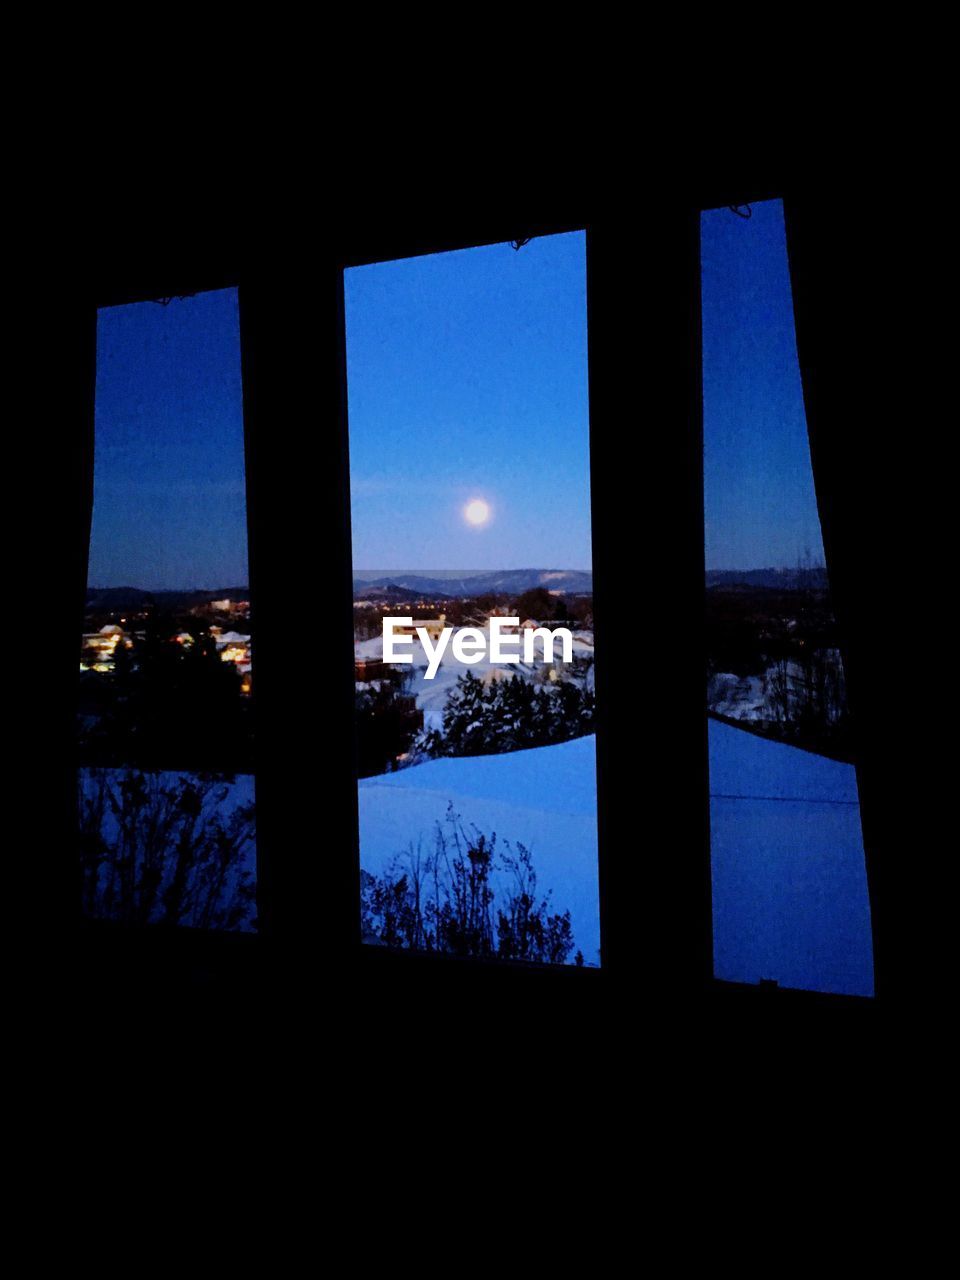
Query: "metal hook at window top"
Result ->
[[728, 205, 752, 219]]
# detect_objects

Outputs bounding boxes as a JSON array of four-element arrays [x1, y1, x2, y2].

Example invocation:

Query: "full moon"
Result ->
[[464, 498, 491, 527]]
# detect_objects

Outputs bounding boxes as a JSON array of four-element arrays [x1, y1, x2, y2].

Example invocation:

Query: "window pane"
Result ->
[[79, 289, 256, 931], [346, 232, 600, 967], [702, 199, 873, 996]]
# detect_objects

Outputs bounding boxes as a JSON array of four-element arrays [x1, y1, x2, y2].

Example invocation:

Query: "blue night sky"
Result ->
[[344, 231, 592, 571], [89, 287, 248, 591], [702, 198, 825, 571], [87, 209, 820, 588]]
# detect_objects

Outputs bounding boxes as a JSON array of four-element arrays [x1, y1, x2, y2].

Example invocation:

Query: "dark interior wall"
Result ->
[[784, 192, 920, 1013]]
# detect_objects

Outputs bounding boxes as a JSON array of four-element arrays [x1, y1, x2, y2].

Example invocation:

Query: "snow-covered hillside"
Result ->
[[78, 717, 873, 991], [359, 734, 602, 965], [709, 720, 873, 997], [358, 720, 874, 992]]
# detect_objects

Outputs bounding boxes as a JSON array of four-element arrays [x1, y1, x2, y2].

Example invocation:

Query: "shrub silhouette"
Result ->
[[360, 803, 576, 965], [79, 768, 256, 931]]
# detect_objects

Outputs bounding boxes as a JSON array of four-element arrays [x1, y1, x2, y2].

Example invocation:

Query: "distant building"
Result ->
[[393, 614, 446, 640], [202, 597, 249, 617], [216, 630, 251, 666], [79, 624, 126, 673]]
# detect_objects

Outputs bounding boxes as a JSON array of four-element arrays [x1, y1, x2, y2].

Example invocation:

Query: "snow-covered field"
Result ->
[[359, 734, 603, 964], [709, 720, 873, 996], [356, 626, 595, 730], [79, 714, 874, 992], [358, 720, 874, 992]]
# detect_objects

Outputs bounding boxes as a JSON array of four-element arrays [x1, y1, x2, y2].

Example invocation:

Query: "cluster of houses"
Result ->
[[210, 626, 253, 694], [80, 621, 253, 696], [79, 623, 129, 673]]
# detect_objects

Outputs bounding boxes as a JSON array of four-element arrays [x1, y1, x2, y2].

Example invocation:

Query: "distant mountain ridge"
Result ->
[[86, 586, 250, 611], [88, 568, 825, 611], [706, 567, 829, 590], [353, 569, 594, 599]]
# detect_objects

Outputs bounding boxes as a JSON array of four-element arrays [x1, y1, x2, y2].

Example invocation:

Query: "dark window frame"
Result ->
[[65, 188, 880, 1018]]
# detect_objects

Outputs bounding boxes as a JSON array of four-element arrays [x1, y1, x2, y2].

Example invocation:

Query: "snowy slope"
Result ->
[[708, 720, 873, 997], [79, 718, 873, 991], [357, 720, 874, 992], [359, 735, 602, 964], [708, 719, 859, 804]]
